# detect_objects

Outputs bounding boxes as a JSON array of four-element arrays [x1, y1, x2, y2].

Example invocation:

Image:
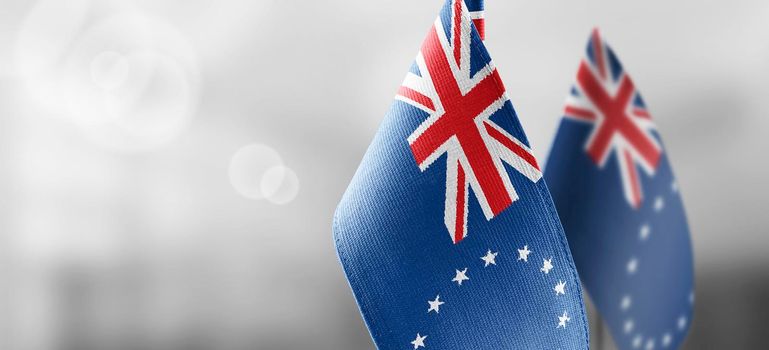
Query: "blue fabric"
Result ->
[[334, 1, 589, 348], [545, 34, 695, 350], [465, 0, 485, 12]]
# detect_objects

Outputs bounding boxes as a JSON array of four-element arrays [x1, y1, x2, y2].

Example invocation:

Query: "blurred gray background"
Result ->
[[0, 0, 767, 349]]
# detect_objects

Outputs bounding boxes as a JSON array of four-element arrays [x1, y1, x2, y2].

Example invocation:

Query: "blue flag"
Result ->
[[545, 29, 695, 350], [334, 1, 589, 348]]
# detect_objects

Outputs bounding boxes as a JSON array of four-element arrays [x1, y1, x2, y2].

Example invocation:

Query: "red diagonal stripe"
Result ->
[[624, 150, 642, 208], [592, 28, 607, 80], [473, 19, 485, 41], [633, 108, 651, 119], [398, 86, 435, 111], [564, 106, 597, 121], [453, 0, 463, 67], [454, 163, 467, 243], [484, 122, 540, 171]]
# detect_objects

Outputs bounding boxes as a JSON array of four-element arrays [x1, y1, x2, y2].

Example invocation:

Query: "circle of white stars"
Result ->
[[410, 244, 577, 347], [620, 182, 693, 349]]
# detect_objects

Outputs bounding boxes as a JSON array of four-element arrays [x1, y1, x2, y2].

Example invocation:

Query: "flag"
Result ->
[[545, 29, 694, 350], [334, 1, 589, 348]]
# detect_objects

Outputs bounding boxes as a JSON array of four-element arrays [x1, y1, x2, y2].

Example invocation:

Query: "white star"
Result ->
[[427, 295, 444, 314], [541, 258, 554, 274], [654, 196, 665, 212], [639, 224, 651, 241], [411, 333, 427, 349], [554, 281, 566, 295], [481, 250, 498, 267], [620, 295, 632, 311], [627, 258, 639, 275], [632, 335, 643, 349], [645, 338, 656, 350], [671, 181, 678, 193], [623, 319, 634, 334], [689, 291, 695, 305], [557, 311, 570, 328], [662, 333, 672, 347], [677, 316, 687, 331], [517, 245, 531, 262], [452, 268, 469, 286]]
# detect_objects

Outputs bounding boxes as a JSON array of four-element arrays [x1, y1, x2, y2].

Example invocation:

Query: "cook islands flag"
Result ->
[[334, 1, 589, 348], [545, 29, 695, 350]]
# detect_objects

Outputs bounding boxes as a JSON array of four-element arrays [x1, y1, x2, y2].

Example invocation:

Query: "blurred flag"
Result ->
[[334, 1, 589, 348], [545, 29, 695, 350]]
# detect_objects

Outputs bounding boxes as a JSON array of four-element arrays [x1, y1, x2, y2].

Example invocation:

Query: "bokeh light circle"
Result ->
[[261, 166, 300, 205], [79, 49, 196, 151], [229, 144, 284, 200], [15, 7, 200, 153]]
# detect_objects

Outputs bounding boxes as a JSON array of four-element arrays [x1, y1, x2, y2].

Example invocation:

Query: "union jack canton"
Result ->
[[562, 29, 662, 208], [396, 0, 541, 244]]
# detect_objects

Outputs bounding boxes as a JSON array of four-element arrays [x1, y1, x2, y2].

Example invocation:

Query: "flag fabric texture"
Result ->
[[545, 29, 694, 350], [334, 1, 589, 348]]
